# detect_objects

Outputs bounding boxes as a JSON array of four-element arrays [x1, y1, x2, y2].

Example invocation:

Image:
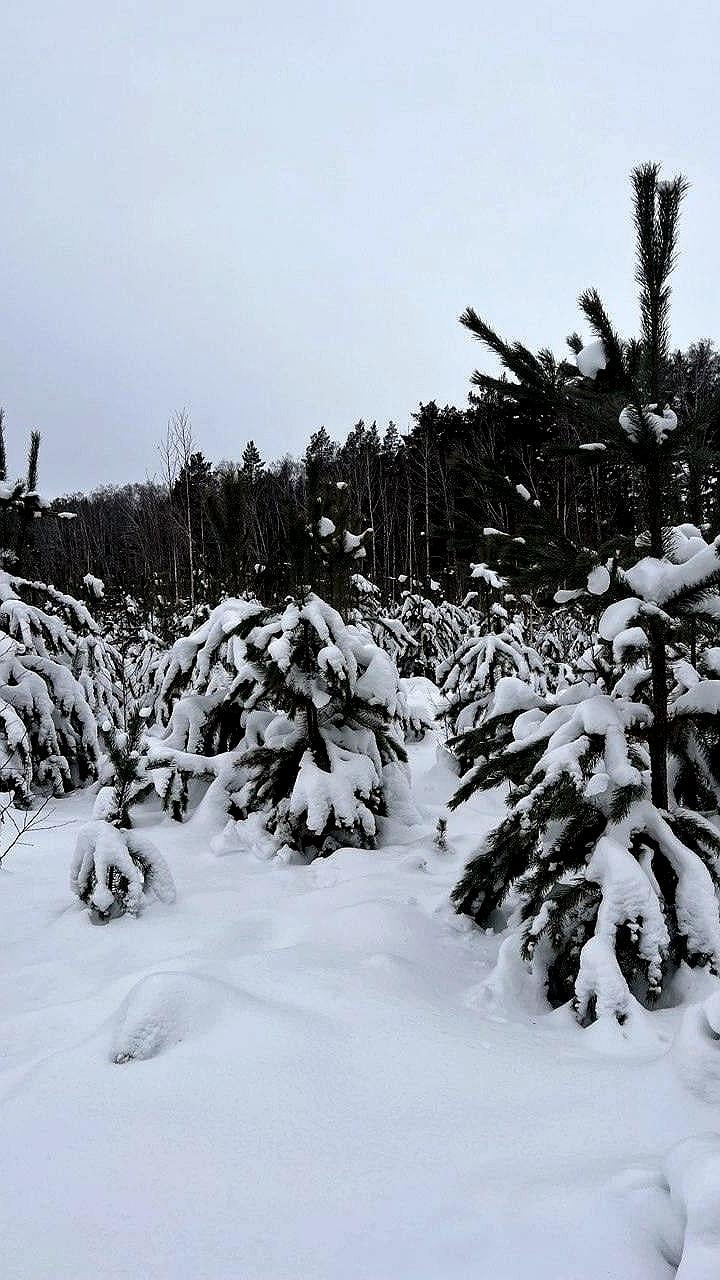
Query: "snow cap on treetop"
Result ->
[[576, 339, 607, 379]]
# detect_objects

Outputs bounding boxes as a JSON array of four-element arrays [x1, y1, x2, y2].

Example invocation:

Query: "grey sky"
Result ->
[[2, 1, 719, 495]]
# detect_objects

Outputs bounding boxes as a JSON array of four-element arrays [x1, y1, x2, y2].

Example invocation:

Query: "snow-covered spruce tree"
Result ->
[[232, 593, 408, 859], [452, 163, 720, 1025], [147, 597, 263, 818]]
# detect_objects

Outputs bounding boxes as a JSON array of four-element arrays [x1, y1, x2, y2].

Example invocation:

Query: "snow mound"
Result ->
[[399, 675, 443, 718], [111, 971, 239, 1063], [672, 989, 720, 1101], [467, 933, 549, 1020], [281, 896, 441, 960], [661, 1135, 720, 1279]]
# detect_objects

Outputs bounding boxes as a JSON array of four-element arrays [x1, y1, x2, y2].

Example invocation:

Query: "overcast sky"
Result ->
[[2, 1, 719, 495]]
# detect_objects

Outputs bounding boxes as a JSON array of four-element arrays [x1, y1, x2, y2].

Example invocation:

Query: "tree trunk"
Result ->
[[647, 616, 669, 808], [646, 449, 669, 809]]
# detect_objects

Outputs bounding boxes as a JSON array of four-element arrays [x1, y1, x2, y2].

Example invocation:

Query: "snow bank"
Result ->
[[662, 1136, 720, 1279], [0, 739, 715, 1280], [672, 989, 720, 1101]]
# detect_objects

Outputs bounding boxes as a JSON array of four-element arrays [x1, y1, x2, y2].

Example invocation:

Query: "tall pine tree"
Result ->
[[451, 164, 720, 1026]]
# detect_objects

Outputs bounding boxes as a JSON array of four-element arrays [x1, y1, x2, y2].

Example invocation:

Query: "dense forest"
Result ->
[[9, 327, 720, 645]]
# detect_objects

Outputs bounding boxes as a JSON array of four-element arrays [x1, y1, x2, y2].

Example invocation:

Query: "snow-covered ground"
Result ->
[[2, 727, 719, 1279]]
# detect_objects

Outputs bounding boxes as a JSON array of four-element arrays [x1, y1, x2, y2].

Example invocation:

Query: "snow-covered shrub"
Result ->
[[82, 573, 105, 602], [0, 570, 122, 800], [672, 988, 720, 1102], [232, 593, 408, 858], [71, 820, 175, 922]]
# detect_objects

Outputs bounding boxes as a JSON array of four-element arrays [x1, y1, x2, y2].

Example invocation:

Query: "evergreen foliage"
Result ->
[[0, 569, 122, 801], [233, 594, 408, 859], [96, 706, 154, 828], [306, 485, 373, 616], [71, 819, 176, 923], [392, 589, 475, 679], [148, 597, 263, 818], [451, 163, 720, 1025], [439, 612, 547, 771]]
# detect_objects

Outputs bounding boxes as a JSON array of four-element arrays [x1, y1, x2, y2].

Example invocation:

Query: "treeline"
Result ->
[[15, 337, 720, 638]]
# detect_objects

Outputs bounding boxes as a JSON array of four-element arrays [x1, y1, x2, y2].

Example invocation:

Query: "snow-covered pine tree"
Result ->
[[307, 487, 372, 617], [71, 819, 175, 923], [146, 491, 390, 826], [72, 705, 176, 923], [94, 706, 154, 828], [0, 418, 49, 572], [147, 596, 263, 818], [232, 593, 408, 859], [0, 426, 126, 800], [73, 658, 176, 922], [461, 561, 506, 630], [452, 163, 720, 1025], [438, 620, 547, 772], [438, 562, 547, 770], [0, 569, 123, 801], [534, 604, 593, 688], [83, 578, 158, 690], [347, 573, 434, 740], [392, 586, 475, 679], [350, 573, 420, 674]]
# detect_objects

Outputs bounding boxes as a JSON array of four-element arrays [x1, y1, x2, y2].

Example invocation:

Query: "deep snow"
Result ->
[[2, 726, 720, 1279]]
